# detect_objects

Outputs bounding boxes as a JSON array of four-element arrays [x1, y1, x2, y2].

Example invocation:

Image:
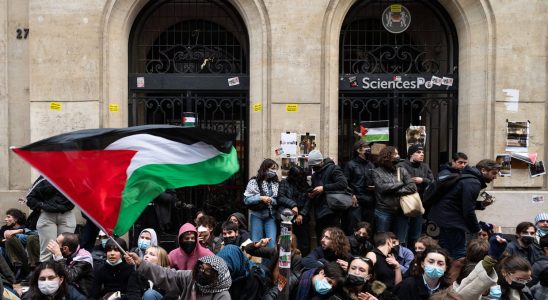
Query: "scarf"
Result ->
[[217, 245, 254, 282], [195, 255, 231, 294], [243, 178, 279, 198]]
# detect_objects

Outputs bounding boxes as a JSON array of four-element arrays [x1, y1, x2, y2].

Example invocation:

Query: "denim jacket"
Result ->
[[243, 179, 278, 219]]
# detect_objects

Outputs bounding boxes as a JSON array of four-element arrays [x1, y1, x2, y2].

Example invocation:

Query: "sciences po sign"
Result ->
[[340, 74, 457, 91]]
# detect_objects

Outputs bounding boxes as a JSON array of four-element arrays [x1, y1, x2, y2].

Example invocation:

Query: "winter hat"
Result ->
[[534, 212, 548, 225], [353, 141, 370, 154], [308, 150, 324, 166], [407, 144, 424, 157]]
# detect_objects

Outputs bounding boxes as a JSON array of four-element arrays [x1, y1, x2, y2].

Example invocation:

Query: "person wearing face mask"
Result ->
[[307, 150, 349, 242], [348, 222, 374, 258], [196, 216, 223, 254], [126, 252, 231, 300], [505, 222, 538, 265], [387, 233, 414, 275], [394, 248, 451, 300], [227, 212, 250, 242], [244, 159, 280, 248], [365, 232, 402, 291], [24, 261, 87, 300], [92, 237, 135, 299], [529, 235, 548, 287], [129, 228, 158, 259], [126, 246, 171, 300], [91, 231, 109, 270], [496, 256, 533, 300], [168, 223, 213, 270], [532, 212, 548, 263], [295, 261, 345, 300], [220, 221, 245, 249], [332, 257, 398, 300], [371, 146, 417, 244]]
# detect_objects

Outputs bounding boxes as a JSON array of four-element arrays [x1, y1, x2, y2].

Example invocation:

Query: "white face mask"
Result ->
[[38, 279, 61, 295]]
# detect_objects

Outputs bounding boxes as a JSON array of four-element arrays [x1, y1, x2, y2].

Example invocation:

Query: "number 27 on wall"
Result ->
[[16, 28, 29, 39]]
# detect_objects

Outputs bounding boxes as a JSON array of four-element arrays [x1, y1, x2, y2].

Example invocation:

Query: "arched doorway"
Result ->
[[338, 0, 458, 174], [128, 0, 249, 247]]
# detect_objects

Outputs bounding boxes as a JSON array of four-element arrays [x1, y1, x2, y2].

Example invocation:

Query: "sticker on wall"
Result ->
[[50, 102, 62, 111], [299, 133, 316, 155], [495, 154, 512, 177], [137, 77, 145, 88], [382, 4, 411, 34], [286, 104, 298, 112], [502, 89, 519, 112], [506, 121, 529, 152], [532, 195, 544, 204], [348, 76, 358, 87], [274, 147, 284, 156], [228, 77, 240, 86], [431, 75, 442, 86], [109, 104, 119, 112], [441, 77, 454, 87], [253, 103, 262, 112], [280, 132, 298, 155], [405, 125, 426, 150], [529, 160, 545, 178]]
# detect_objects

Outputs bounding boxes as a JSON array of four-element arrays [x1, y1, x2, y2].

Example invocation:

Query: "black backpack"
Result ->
[[423, 173, 476, 210]]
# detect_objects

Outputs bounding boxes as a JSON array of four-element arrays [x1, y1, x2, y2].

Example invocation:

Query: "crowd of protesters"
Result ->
[[0, 142, 547, 300]]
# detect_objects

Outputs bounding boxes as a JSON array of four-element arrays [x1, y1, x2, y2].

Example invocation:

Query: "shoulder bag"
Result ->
[[397, 168, 424, 217]]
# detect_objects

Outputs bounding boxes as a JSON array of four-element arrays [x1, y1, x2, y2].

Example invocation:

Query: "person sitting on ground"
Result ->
[[450, 239, 489, 285], [530, 268, 548, 300], [47, 232, 94, 297], [220, 221, 247, 249], [394, 247, 451, 300], [295, 261, 345, 300], [126, 246, 170, 300], [529, 235, 548, 287], [388, 232, 414, 275], [332, 257, 398, 300], [227, 212, 250, 242], [196, 215, 222, 254], [496, 255, 533, 300], [414, 235, 438, 254], [130, 228, 158, 259], [1, 208, 31, 281], [347, 221, 374, 258], [365, 232, 402, 291], [478, 221, 495, 241], [505, 221, 538, 265], [126, 252, 232, 300], [24, 261, 87, 300], [93, 237, 135, 299], [168, 223, 213, 270], [302, 227, 351, 271], [91, 231, 108, 270]]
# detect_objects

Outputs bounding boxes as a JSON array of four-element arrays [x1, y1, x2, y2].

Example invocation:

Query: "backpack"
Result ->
[[423, 173, 476, 210]]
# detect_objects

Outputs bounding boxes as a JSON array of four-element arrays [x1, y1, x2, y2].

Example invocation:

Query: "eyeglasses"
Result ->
[[510, 275, 532, 285]]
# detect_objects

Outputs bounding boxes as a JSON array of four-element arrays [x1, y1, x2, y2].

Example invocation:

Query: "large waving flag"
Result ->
[[12, 125, 239, 236]]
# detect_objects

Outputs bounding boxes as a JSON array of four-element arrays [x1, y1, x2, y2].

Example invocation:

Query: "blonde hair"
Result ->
[[147, 246, 170, 267]]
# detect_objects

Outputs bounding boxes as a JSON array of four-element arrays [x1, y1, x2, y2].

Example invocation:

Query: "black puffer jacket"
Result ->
[[397, 159, 434, 196], [278, 179, 310, 218], [372, 167, 416, 211], [428, 167, 486, 233], [310, 158, 348, 219], [343, 156, 376, 206], [26, 176, 74, 213]]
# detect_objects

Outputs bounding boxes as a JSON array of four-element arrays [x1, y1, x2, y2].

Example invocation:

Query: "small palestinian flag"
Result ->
[[12, 125, 239, 236], [360, 120, 390, 142]]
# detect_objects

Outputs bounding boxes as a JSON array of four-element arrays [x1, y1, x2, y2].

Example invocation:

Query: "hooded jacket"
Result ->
[[130, 228, 158, 258], [310, 158, 349, 219], [343, 156, 376, 206], [168, 223, 213, 270], [428, 167, 486, 233]]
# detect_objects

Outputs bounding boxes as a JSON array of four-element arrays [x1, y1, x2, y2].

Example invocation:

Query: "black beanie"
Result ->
[[407, 144, 424, 157]]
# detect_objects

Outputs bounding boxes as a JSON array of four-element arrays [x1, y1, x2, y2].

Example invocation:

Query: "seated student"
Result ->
[[24, 261, 87, 300], [450, 239, 488, 284], [530, 268, 548, 300], [529, 235, 548, 287], [91, 231, 108, 270], [505, 221, 538, 265], [295, 261, 345, 300], [129, 228, 158, 258], [93, 237, 135, 299], [2, 209, 31, 279], [413, 235, 438, 254], [302, 227, 351, 271], [388, 232, 414, 275], [196, 215, 222, 253], [227, 212, 250, 242], [332, 257, 398, 300], [126, 252, 231, 300], [365, 232, 402, 291], [478, 221, 495, 241], [126, 246, 170, 300], [496, 256, 533, 300], [220, 221, 246, 248], [394, 248, 451, 300], [168, 223, 213, 270], [347, 222, 374, 258]]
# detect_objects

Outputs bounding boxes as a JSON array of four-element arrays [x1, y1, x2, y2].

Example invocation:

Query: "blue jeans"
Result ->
[[250, 214, 276, 248], [374, 209, 409, 243], [438, 227, 466, 259], [143, 289, 163, 300], [406, 216, 423, 247]]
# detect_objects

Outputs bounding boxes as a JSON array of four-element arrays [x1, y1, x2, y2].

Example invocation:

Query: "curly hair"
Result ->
[[377, 146, 398, 170], [323, 227, 350, 257]]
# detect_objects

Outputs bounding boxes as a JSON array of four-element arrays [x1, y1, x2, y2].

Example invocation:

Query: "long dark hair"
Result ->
[[286, 166, 309, 190], [256, 159, 279, 182], [411, 247, 452, 287], [497, 256, 531, 299], [28, 261, 69, 300]]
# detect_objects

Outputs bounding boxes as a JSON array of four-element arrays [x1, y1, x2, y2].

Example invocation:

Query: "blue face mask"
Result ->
[[488, 285, 502, 299], [314, 277, 332, 295], [138, 239, 151, 251], [101, 239, 108, 248], [424, 265, 445, 279], [106, 258, 123, 266], [537, 227, 548, 237]]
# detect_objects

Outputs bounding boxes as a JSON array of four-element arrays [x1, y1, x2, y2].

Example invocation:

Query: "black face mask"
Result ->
[[347, 274, 366, 286], [181, 241, 196, 254], [196, 272, 211, 286], [312, 166, 322, 172], [392, 245, 400, 255], [223, 236, 237, 245], [355, 235, 368, 244], [509, 281, 526, 291], [520, 236, 534, 246]]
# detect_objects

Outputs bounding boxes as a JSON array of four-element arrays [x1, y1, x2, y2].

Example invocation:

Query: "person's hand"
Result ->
[[412, 177, 423, 184], [358, 292, 378, 300], [261, 196, 272, 205], [125, 252, 142, 266], [488, 234, 507, 260], [309, 186, 324, 198], [47, 240, 62, 257], [386, 254, 400, 269], [295, 215, 303, 225], [254, 238, 271, 248], [352, 195, 359, 207], [336, 259, 348, 270], [4, 229, 19, 240], [291, 207, 298, 215]]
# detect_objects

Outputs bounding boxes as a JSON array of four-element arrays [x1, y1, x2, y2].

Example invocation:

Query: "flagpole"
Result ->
[[104, 233, 129, 257]]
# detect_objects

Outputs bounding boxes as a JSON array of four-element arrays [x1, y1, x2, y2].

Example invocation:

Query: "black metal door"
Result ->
[[128, 0, 249, 245], [339, 0, 458, 175]]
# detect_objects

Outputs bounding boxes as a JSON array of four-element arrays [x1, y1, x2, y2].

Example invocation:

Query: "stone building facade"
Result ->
[[0, 0, 547, 229]]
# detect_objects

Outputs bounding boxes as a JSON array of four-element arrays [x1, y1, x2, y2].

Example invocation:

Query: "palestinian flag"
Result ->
[[360, 120, 390, 142], [12, 125, 239, 236]]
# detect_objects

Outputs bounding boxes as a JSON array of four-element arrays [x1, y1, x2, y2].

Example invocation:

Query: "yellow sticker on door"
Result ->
[[50, 102, 62, 111], [286, 104, 298, 112]]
